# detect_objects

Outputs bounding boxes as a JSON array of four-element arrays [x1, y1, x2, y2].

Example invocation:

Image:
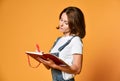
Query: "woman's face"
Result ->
[[59, 13, 70, 35]]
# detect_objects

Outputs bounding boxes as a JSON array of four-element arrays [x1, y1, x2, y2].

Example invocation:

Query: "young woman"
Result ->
[[39, 6, 86, 81]]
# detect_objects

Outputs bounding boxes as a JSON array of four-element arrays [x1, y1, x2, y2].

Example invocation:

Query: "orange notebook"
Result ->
[[25, 51, 69, 66]]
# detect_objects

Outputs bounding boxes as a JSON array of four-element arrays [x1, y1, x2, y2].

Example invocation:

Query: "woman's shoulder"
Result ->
[[72, 36, 82, 43], [74, 36, 81, 40]]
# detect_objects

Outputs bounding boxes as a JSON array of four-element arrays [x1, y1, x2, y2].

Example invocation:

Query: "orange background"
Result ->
[[0, 0, 120, 81]]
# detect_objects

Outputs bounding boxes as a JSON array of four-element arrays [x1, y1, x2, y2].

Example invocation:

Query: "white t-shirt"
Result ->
[[50, 36, 83, 80]]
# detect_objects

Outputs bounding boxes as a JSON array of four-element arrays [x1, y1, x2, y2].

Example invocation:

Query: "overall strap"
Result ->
[[49, 37, 61, 52], [58, 36, 75, 52]]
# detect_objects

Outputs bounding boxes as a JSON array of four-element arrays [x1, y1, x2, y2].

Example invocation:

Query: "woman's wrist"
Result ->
[[52, 64, 60, 70]]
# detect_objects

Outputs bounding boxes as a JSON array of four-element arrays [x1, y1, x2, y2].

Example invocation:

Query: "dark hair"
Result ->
[[57, 6, 86, 39]]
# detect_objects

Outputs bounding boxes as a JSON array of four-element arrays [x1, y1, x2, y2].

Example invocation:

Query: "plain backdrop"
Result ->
[[0, 0, 120, 81]]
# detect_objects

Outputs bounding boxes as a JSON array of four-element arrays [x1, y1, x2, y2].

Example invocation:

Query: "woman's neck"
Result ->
[[63, 32, 70, 37], [63, 32, 75, 37]]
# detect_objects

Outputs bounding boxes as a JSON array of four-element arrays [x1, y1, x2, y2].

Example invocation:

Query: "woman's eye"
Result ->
[[60, 19, 68, 25], [60, 19, 63, 21], [65, 23, 68, 25]]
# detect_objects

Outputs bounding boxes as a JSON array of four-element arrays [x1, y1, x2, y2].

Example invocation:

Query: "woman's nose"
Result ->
[[60, 21, 64, 27], [60, 23, 63, 27]]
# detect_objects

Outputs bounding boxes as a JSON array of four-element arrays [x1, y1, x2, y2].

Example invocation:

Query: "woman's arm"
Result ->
[[55, 54, 83, 74], [42, 63, 51, 70], [39, 54, 83, 74]]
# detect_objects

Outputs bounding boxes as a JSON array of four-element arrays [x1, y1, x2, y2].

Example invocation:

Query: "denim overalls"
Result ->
[[50, 36, 75, 81]]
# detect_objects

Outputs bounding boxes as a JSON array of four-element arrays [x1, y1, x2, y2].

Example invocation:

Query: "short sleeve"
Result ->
[[71, 36, 83, 54]]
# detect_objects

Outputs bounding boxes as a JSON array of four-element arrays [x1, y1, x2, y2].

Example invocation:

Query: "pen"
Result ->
[[36, 44, 40, 52]]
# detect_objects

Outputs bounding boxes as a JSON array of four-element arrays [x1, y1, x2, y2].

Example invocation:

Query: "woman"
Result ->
[[39, 6, 86, 81]]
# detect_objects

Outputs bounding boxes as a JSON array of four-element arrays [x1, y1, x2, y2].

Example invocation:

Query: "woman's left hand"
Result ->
[[39, 58, 57, 69]]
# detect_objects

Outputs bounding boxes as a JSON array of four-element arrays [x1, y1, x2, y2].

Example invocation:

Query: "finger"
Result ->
[[39, 58, 49, 65], [46, 58, 50, 60], [39, 58, 45, 63]]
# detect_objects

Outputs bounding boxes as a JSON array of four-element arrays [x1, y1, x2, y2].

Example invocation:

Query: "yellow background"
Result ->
[[0, 0, 120, 81]]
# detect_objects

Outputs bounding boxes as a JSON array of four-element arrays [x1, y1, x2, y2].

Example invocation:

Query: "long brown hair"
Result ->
[[57, 6, 86, 39]]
